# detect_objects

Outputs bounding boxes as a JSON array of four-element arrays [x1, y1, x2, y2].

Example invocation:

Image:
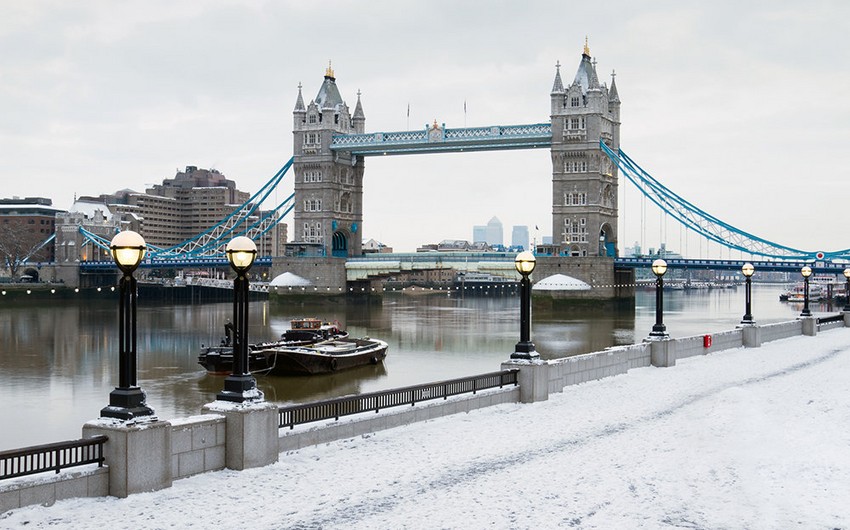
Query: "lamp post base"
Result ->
[[217, 374, 263, 403], [740, 317, 755, 325], [800, 309, 812, 317], [101, 387, 155, 420], [511, 341, 540, 360], [649, 324, 668, 339]]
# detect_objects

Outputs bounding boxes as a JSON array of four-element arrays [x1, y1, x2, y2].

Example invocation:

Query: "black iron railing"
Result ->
[[0, 435, 108, 480], [817, 314, 846, 327], [279, 369, 519, 429]]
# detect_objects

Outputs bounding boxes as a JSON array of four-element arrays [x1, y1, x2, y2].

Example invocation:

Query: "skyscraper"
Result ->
[[485, 217, 503, 247], [511, 225, 529, 250]]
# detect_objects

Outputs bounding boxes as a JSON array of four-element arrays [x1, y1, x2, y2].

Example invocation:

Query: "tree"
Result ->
[[0, 222, 46, 279]]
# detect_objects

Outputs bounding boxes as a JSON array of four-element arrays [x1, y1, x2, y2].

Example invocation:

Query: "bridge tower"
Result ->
[[292, 63, 365, 257], [550, 41, 621, 257]]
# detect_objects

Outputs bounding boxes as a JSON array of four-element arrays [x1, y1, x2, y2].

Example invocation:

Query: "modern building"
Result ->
[[292, 64, 364, 257], [80, 166, 286, 256], [485, 217, 503, 247], [472, 225, 487, 244], [0, 197, 64, 268], [550, 41, 620, 257], [511, 225, 529, 250]]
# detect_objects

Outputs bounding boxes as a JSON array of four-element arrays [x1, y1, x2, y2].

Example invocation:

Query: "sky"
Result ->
[[2, 1, 850, 254], [3, 328, 849, 528]]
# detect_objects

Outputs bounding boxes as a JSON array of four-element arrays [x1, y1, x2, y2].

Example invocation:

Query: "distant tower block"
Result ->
[[550, 40, 621, 257], [292, 63, 365, 257]]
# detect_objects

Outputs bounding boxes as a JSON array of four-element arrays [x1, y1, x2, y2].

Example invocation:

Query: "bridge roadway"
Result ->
[[79, 254, 846, 280]]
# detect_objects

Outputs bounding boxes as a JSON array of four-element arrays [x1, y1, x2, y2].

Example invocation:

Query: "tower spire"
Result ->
[[325, 60, 335, 79], [551, 60, 564, 93], [583, 36, 591, 57], [294, 82, 305, 112]]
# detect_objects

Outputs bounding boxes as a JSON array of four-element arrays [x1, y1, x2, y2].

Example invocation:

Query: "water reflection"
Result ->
[[0, 284, 832, 449]]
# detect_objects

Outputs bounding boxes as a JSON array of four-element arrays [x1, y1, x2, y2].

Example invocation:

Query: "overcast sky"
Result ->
[[2, 1, 849, 255]]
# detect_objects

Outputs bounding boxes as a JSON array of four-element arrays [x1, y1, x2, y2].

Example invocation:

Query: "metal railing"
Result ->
[[279, 369, 519, 429], [0, 435, 107, 480]]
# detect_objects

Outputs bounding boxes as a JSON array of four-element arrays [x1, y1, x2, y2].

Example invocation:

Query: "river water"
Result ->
[[0, 284, 833, 449]]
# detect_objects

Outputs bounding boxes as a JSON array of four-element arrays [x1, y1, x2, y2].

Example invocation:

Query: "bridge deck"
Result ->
[[330, 123, 552, 156]]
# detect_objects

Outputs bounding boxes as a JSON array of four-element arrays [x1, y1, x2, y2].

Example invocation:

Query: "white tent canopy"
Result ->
[[532, 273, 592, 291], [269, 272, 312, 287]]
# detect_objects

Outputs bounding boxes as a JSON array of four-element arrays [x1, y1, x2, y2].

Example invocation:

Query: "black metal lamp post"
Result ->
[[101, 231, 155, 420], [741, 262, 755, 324], [843, 268, 850, 312], [800, 265, 813, 317], [512, 250, 539, 360], [649, 258, 669, 338], [217, 236, 262, 403]]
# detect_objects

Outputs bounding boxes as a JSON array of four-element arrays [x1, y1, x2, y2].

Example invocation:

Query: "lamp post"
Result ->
[[512, 250, 539, 360], [800, 265, 812, 317], [101, 230, 155, 420], [741, 262, 755, 325], [649, 258, 669, 338], [843, 268, 850, 312], [217, 236, 262, 403]]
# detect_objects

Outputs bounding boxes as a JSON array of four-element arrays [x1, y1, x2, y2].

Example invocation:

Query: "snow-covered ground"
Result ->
[[3, 329, 850, 529]]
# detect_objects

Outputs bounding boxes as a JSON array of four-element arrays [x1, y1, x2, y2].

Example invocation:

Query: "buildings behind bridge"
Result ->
[[0, 166, 287, 282]]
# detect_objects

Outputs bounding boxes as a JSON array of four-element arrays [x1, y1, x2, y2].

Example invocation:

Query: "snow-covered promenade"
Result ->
[[3, 329, 850, 529]]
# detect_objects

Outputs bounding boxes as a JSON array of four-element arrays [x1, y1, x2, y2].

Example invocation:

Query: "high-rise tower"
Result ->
[[550, 40, 620, 257], [292, 63, 365, 257]]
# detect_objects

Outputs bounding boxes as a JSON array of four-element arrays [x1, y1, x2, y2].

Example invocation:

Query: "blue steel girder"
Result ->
[[614, 257, 848, 274], [330, 123, 553, 156]]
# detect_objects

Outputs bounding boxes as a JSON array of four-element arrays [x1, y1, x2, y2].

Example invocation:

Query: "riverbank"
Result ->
[[4, 328, 849, 528]]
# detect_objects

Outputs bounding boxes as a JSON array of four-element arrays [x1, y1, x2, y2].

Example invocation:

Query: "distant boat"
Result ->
[[198, 318, 347, 374], [262, 337, 389, 376]]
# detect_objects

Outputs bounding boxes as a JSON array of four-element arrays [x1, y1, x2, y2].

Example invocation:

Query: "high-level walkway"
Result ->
[[4, 329, 849, 529]]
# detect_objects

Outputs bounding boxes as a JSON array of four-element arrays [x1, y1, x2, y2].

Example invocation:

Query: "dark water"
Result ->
[[0, 284, 829, 449]]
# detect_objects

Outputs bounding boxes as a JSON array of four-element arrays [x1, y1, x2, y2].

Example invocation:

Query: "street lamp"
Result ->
[[512, 250, 539, 360], [649, 258, 669, 338], [741, 262, 755, 324], [843, 268, 850, 312], [101, 230, 155, 420], [217, 236, 262, 403], [800, 265, 812, 317]]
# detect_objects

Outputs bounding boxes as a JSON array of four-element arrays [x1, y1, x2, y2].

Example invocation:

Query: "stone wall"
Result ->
[[0, 466, 108, 512], [170, 415, 226, 480], [278, 387, 520, 452]]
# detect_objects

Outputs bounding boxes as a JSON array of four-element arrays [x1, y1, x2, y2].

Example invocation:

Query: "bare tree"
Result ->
[[0, 223, 46, 279]]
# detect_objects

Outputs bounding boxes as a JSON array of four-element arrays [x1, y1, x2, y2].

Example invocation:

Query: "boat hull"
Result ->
[[264, 338, 389, 375]]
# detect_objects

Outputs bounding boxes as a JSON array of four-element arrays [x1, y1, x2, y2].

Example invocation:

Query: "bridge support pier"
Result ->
[[501, 360, 549, 403]]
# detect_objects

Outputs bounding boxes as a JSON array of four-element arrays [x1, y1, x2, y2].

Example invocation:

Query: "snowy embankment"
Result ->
[[3, 330, 849, 529]]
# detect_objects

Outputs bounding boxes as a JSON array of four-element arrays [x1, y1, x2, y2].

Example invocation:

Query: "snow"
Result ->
[[2, 329, 850, 529]]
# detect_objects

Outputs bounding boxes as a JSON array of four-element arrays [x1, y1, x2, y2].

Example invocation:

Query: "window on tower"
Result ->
[[570, 96, 580, 107]]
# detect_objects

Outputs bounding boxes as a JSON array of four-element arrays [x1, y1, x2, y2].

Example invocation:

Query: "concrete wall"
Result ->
[[761, 320, 803, 343], [547, 343, 649, 392], [170, 415, 226, 480], [0, 466, 108, 512], [279, 387, 520, 452]]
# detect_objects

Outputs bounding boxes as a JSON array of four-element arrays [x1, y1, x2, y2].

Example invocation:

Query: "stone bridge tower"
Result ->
[[292, 63, 365, 257], [550, 41, 621, 257]]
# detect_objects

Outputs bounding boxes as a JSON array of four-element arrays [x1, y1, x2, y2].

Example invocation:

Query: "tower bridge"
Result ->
[[64, 42, 849, 294], [291, 44, 620, 262]]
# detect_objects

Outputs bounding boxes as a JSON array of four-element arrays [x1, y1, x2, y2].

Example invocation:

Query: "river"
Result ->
[[0, 284, 832, 449]]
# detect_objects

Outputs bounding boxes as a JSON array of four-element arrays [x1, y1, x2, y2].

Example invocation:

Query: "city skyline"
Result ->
[[2, 2, 849, 255]]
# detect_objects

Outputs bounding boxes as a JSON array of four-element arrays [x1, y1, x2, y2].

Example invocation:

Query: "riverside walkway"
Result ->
[[2, 328, 849, 529]]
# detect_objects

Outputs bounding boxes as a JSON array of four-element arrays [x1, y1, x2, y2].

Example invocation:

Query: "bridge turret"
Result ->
[[353, 90, 365, 134], [293, 82, 306, 130], [292, 64, 364, 258], [550, 40, 620, 258]]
